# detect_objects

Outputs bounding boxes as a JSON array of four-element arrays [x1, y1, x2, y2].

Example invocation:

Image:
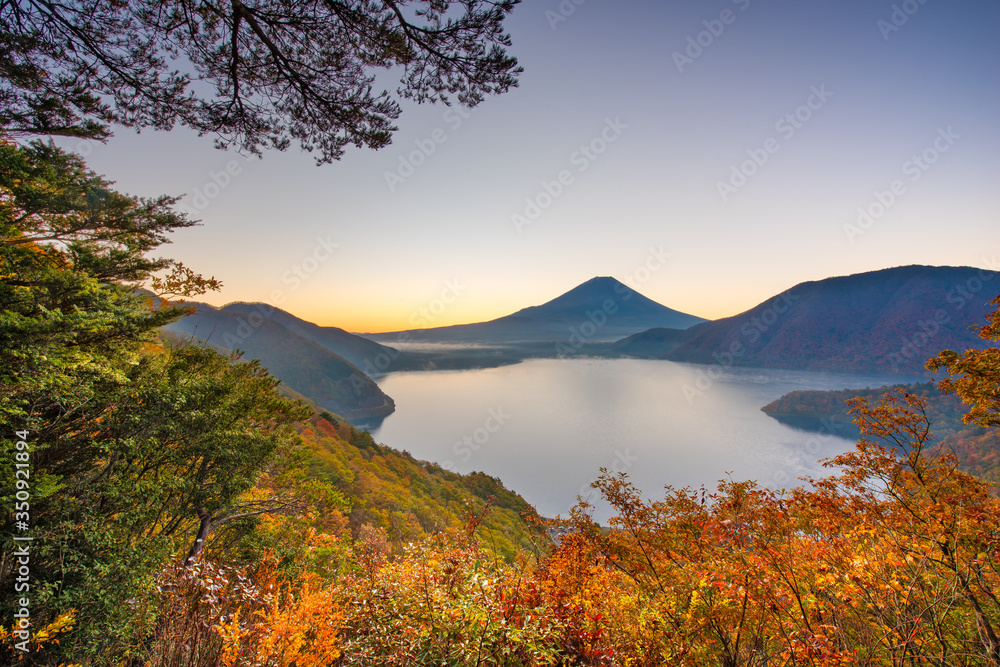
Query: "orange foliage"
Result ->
[[144, 297, 1000, 665], [217, 572, 342, 667]]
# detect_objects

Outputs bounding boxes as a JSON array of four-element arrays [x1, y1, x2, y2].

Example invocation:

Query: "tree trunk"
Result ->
[[184, 508, 213, 566]]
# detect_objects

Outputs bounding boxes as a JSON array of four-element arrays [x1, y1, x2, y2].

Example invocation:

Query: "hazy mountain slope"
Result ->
[[222, 301, 397, 372], [365, 276, 707, 343], [615, 265, 998, 374], [162, 304, 394, 421], [610, 327, 690, 357]]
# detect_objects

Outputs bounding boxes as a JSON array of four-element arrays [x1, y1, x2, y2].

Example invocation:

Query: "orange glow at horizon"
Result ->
[[186, 288, 772, 334], [187, 276, 788, 335], [287, 293, 755, 334], [297, 304, 520, 334]]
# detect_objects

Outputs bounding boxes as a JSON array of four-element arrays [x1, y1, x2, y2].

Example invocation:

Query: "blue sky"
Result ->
[[66, 0, 1000, 331]]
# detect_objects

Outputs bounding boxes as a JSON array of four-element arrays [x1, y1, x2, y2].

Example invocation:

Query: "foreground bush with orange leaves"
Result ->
[[136, 379, 997, 666], [561, 387, 999, 665]]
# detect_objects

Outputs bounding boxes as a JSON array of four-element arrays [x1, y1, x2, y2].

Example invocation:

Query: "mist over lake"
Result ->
[[371, 358, 915, 523]]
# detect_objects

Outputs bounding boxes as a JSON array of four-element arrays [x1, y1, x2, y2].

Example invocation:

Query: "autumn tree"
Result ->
[[928, 293, 1000, 428], [819, 390, 1000, 663], [0, 138, 312, 664]]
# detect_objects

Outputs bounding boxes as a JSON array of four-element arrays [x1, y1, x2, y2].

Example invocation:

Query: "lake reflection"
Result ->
[[370, 359, 909, 523]]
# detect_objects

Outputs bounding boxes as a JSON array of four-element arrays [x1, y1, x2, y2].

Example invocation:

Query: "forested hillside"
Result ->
[[617, 265, 999, 374], [763, 381, 1000, 484], [297, 412, 544, 562], [4, 135, 1000, 665], [163, 302, 395, 422]]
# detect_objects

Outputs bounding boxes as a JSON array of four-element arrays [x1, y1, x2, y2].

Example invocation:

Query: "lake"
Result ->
[[370, 358, 911, 522]]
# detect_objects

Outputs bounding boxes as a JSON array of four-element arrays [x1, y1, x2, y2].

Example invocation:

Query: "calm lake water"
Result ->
[[370, 359, 910, 522]]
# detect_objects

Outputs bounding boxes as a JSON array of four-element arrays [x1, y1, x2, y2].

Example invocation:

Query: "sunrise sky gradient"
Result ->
[[64, 0, 1000, 332]]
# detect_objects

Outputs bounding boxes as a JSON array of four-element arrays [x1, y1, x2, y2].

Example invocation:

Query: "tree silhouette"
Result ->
[[1, 0, 522, 162]]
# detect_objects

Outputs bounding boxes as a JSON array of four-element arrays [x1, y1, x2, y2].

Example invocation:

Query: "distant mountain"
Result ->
[[364, 277, 707, 344], [162, 302, 395, 423], [222, 302, 397, 373], [614, 265, 999, 374], [610, 327, 690, 357]]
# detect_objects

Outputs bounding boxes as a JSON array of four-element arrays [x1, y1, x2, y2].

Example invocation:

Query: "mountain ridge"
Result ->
[[363, 276, 707, 344], [220, 301, 398, 372], [162, 301, 396, 422], [614, 264, 999, 374]]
